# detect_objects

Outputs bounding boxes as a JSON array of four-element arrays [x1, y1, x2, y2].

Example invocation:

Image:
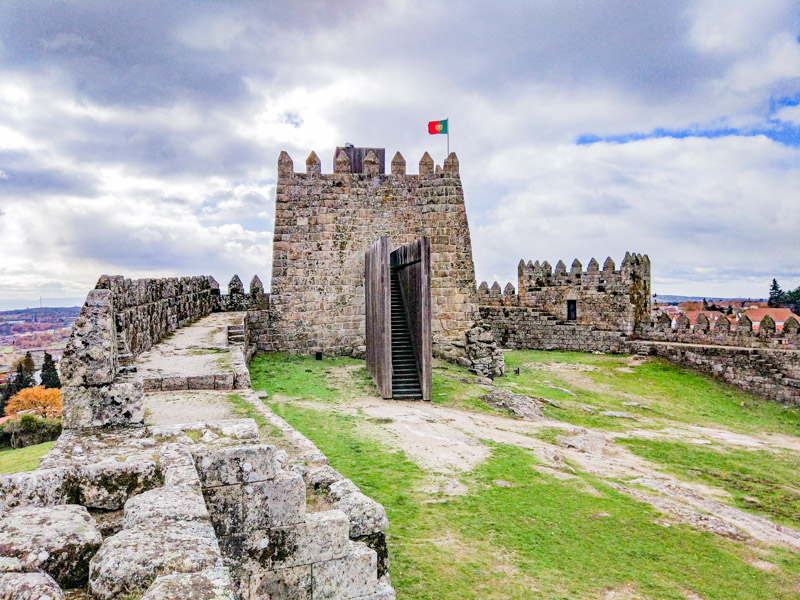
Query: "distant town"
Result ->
[[0, 307, 80, 383]]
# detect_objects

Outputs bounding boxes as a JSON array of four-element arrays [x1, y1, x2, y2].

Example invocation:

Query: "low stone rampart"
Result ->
[[636, 313, 800, 350], [0, 414, 396, 599], [59, 273, 267, 429], [94, 274, 218, 357], [631, 340, 800, 405], [480, 305, 627, 353]]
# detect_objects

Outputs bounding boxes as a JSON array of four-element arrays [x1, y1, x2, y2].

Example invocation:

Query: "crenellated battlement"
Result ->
[[478, 251, 651, 335], [517, 251, 650, 295], [277, 148, 460, 179]]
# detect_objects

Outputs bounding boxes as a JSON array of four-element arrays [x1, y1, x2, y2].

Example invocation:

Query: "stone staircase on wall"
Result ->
[[753, 349, 800, 390], [116, 331, 136, 378], [390, 268, 422, 400]]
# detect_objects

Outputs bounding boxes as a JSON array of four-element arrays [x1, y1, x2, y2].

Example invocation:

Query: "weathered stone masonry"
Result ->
[[632, 313, 800, 405], [479, 252, 799, 405], [2, 274, 395, 599], [479, 252, 649, 354], [252, 148, 504, 378]]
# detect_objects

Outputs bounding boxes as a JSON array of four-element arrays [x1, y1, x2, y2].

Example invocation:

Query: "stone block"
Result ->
[[141, 566, 235, 600], [215, 419, 260, 440], [60, 289, 117, 387], [75, 459, 158, 510], [203, 485, 243, 538], [312, 541, 377, 599], [0, 468, 73, 509], [356, 580, 397, 600], [187, 375, 216, 390], [243, 471, 306, 529], [143, 377, 162, 392], [249, 510, 350, 570], [123, 485, 210, 528], [214, 373, 235, 390], [160, 444, 202, 488], [61, 381, 144, 429], [0, 572, 64, 600], [250, 564, 311, 599], [308, 465, 343, 491], [331, 492, 389, 538], [354, 532, 389, 578], [0, 504, 102, 588], [89, 521, 220, 600], [162, 376, 189, 391], [196, 445, 278, 488]]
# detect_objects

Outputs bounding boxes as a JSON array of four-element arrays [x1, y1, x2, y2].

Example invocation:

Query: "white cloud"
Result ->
[[471, 135, 800, 297], [0, 1, 798, 303], [776, 103, 800, 125]]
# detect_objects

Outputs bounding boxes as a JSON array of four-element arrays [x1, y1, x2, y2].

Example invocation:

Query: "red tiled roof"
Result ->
[[741, 308, 799, 324], [683, 311, 726, 325]]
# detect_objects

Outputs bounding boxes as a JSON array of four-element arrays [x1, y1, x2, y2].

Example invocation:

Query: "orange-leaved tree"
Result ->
[[6, 386, 62, 418]]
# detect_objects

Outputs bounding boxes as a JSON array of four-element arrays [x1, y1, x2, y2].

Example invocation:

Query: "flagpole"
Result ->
[[447, 117, 450, 156]]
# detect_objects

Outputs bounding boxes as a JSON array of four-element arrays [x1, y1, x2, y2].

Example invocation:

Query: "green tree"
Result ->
[[784, 285, 800, 314], [19, 352, 35, 380], [768, 279, 784, 307], [40, 352, 61, 389], [0, 363, 34, 416]]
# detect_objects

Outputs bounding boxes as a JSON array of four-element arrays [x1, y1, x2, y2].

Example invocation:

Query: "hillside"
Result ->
[[248, 351, 800, 600]]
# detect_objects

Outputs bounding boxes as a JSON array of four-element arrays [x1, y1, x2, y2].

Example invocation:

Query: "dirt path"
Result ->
[[277, 371, 800, 553]]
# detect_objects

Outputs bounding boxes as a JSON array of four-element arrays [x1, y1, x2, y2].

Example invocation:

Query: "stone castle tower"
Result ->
[[263, 147, 503, 376]]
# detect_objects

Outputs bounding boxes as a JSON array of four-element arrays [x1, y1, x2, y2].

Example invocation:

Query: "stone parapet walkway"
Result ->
[[0, 312, 394, 600], [127, 312, 251, 393]]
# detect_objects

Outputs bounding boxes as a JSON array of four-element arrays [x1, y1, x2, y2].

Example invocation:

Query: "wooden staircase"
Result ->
[[390, 268, 422, 399]]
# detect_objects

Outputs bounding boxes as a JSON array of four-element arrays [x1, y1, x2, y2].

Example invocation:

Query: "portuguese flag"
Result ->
[[428, 119, 448, 134]]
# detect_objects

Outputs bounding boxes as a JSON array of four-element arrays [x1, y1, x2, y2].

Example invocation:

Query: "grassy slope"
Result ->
[[618, 438, 800, 528], [249, 352, 800, 599], [500, 351, 800, 435], [0, 441, 54, 474]]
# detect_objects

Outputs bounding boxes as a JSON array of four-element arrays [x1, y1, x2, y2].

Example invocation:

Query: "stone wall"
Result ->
[[631, 340, 800, 405], [510, 252, 651, 334], [480, 305, 626, 353], [93, 274, 219, 357], [476, 254, 646, 355], [636, 313, 800, 350], [60, 273, 265, 429], [0, 414, 395, 599], [257, 147, 504, 377]]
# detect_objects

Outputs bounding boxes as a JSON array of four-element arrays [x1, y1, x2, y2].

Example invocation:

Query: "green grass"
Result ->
[[186, 347, 226, 355], [247, 350, 800, 598], [500, 351, 800, 436], [249, 353, 370, 401], [0, 441, 54, 474], [533, 426, 565, 445], [226, 393, 286, 442], [618, 437, 800, 528], [431, 360, 505, 414], [263, 398, 800, 599]]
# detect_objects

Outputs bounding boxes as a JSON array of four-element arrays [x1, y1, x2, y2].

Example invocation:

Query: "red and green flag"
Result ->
[[428, 119, 448, 135]]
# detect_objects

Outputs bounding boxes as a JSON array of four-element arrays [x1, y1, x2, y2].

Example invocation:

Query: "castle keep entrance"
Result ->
[[365, 236, 432, 401]]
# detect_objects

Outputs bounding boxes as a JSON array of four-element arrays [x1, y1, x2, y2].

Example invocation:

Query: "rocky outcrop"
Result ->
[[479, 388, 544, 420]]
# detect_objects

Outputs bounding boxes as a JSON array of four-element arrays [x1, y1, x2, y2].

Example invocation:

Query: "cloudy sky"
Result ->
[[0, 1, 798, 308]]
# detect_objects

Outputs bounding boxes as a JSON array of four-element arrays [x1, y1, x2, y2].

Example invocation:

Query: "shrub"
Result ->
[[0, 414, 62, 449], [6, 386, 62, 418]]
